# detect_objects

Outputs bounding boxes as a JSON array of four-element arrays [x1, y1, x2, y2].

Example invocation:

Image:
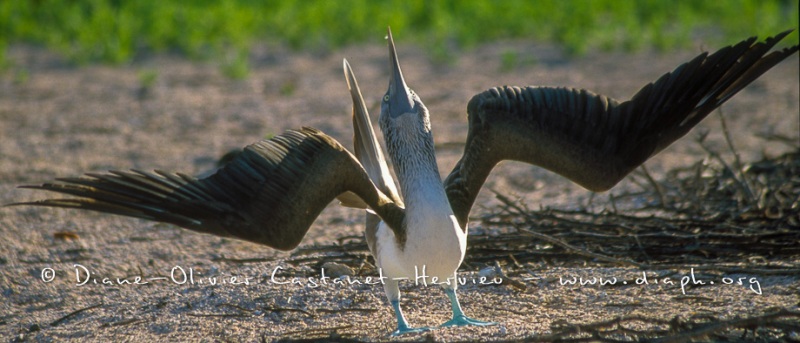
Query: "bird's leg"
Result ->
[[440, 286, 496, 327], [384, 279, 430, 336], [391, 300, 430, 336]]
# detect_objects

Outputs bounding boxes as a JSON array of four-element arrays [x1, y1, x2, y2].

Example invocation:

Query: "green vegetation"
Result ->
[[1, 0, 797, 74]]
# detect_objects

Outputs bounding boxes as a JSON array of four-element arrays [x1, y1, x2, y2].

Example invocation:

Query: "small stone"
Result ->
[[479, 266, 501, 279], [321, 262, 353, 278]]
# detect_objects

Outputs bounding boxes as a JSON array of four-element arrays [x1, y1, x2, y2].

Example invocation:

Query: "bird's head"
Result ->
[[379, 28, 431, 139]]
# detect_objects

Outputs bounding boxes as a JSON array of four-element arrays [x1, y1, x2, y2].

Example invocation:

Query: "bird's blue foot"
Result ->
[[389, 299, 431, 336], [441, 314, 496, 327], [440, 288, 497, 328], [390, 324, 431, 336]]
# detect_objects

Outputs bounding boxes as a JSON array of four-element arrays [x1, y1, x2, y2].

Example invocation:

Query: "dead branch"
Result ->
[[50, 303, 103, 327]]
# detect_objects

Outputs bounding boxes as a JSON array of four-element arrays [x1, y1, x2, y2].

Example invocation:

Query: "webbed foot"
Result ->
[[389, 299, 432, 336], [441, 314, 496, 327], [390, 324, 432, 336]]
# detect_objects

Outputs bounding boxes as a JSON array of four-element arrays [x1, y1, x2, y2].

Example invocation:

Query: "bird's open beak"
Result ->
[[386, 28, 415, 117]]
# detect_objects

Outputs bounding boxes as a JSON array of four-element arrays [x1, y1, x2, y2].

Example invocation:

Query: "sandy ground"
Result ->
[[1, 35, 798, 342]]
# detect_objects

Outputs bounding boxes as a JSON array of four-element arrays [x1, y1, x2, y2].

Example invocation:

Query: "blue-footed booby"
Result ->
[[8, 28, 798, 335]]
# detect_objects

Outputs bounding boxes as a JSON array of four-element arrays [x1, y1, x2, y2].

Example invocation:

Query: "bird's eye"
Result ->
[[383, 95, 390, 102]]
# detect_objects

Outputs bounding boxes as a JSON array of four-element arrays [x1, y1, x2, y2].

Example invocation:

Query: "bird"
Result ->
[[7, 28, 798, 335]]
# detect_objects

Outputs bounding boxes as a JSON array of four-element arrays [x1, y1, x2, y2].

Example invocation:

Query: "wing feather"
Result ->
[[341, 59, 405, 252], [11, 127, 404, 251], [343, 60, 403, 206], [445, 30, 798, 228]]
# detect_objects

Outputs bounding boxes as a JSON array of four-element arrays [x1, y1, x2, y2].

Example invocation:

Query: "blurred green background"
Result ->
[[1, 0, 797, 76]]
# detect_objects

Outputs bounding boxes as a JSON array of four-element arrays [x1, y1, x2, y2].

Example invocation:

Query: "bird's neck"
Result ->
[[383, 119, 452, 217], [397, 153, 450, 216]]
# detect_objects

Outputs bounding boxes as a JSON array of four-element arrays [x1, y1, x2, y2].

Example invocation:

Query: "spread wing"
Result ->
[[10, 127, 404, 251], [445, 30, 799, 228]]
